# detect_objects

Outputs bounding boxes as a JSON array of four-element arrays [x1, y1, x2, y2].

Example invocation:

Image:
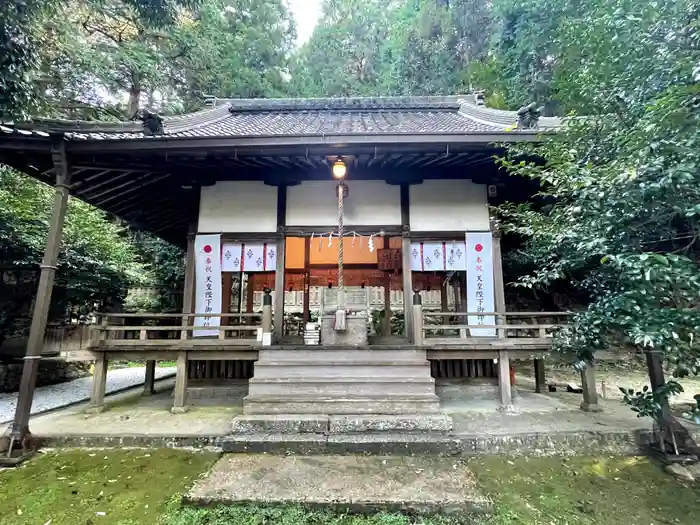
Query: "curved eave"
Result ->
[[60, 130, 547, 153]]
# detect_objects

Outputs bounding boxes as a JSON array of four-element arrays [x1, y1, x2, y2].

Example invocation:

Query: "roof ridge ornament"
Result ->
[[516, 103, 543, 130], [135, 109, 164, 136]]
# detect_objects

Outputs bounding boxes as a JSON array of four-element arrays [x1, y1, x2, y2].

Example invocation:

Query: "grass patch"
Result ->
[[163, 505, 468, 525], [472, 455, 700, 524], [0, 449, 218, 525]]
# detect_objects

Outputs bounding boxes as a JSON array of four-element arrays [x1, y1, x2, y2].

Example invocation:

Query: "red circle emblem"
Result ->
[[475, 244, 483, 252], [203, 245, 212, 253]]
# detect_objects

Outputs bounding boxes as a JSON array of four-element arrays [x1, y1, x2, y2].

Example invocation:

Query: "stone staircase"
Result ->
[[243, 347, 443, 415], [226, 347, 453, 448]]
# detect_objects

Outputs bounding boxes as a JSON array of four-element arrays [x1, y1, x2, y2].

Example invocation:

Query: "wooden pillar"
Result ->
[[222, 273, 233, 320], [87, 353, 109, 413], [143, 360, 156, 396], [534, 358, 546, 393], [400, 184, 413, 341], [497, 350, 513, 411], [274, 186, 287, 341], [412, 291, 424, 346], [401, 236, 413, 341], [492, 227, 506, 318], [173, 221, 196, 413], [440, 281, 449, 312], [181, 224, 197, 338], [7, 143, 72, 448], [171, 351, 189, 413], [493, 226, 512, 409], [246, 274, 255, 313], [262, 290, 273, 345], [383, 272, 392, 336], [452, 279, 461, 311], [580, 362, 602, 412], [302, 237, 311, 323], [459, 272, 468, 313]]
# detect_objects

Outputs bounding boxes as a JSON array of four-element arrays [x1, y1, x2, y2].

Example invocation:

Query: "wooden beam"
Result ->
[[83, 172, 157, 201], [73, 170, 136, 194], [7, 141, 72, 447], [94, 174, 171, 206]]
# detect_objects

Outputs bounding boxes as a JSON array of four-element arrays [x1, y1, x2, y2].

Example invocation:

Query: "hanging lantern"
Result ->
[[332, 158, 347, 179]]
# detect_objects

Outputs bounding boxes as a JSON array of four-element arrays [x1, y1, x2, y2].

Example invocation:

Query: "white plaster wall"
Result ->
[[198, 181, 277, 232], [286, 181, 401, 226], [409, 180, 489, 231]]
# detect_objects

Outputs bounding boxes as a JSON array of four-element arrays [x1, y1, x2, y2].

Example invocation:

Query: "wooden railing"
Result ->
[[89, 312, 269, 348], [415, 309, 571, 346]]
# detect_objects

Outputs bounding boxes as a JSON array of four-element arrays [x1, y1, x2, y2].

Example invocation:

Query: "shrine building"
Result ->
[[2, 96, 594, 441]]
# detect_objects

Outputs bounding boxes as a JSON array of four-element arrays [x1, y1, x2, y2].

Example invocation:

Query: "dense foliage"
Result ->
[[498, 0, 700, 420], [289, 0, 492, 98], [0, 166, 141, 346]]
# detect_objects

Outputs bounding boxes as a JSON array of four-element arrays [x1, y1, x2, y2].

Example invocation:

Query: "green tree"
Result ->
[[0, 167, 143, 348], [0, 0, 50, 120], [290, 0, 394, 97], [498, 0, 700, 437], [172, 0, 296, 108], [0, 0, 201, 120]]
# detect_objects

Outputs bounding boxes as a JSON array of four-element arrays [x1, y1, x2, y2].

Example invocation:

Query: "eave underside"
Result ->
[[0, 138, 535, 245]]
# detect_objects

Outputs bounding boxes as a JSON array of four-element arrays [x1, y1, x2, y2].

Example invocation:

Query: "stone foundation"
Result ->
[[0, 359, 91, 392]]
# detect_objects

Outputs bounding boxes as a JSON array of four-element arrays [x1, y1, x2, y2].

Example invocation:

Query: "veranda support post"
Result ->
[[172, 226, 196, 414], [87, 353, 109, 413], [274, 185, 287, 342], [7, 143, 72, 452], [492, 225, 513, 411], [412, 292, 424, 346], [143, 360, 156, 396], [534, 359, 546, 393], [580, 362, 603, 412]]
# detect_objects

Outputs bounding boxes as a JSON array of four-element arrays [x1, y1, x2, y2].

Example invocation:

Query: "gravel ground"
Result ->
[[0, 366, 176, 424]]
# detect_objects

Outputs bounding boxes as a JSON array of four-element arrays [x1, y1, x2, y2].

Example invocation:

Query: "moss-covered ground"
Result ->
[[1, 451, 699, 525]]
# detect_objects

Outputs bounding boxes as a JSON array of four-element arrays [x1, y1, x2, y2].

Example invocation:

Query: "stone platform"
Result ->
[[186, 454, 492, 516]]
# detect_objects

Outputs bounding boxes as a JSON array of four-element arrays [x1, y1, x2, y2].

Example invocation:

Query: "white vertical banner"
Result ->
[[465, 232, 496, 337], [222, 243, 243, 272], [422, 242, 445, 271], [445, 241, 467, 271], [264, 243, 277, 271], [194, 234, 222, 337], [245, 244, 266, 271], [410, 243, 423, 271]]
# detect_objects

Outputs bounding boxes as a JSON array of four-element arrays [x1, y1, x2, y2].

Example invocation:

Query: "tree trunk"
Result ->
[[645, 348, 671, 423], [644, 347, 683, 454], [127, 73, 142, 119]]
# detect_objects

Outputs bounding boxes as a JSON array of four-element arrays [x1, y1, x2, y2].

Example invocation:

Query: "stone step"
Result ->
[[220, 433, 463, 456], [252, 364, 430, 379], [243, 395, 441, 415], [185, 454, 492, 516], [231, 415, 329, 434], [229, 414, 453, 435], [329, 414, 453, 433], [248, 378, 436, 397], [257, 349, 427, 362]]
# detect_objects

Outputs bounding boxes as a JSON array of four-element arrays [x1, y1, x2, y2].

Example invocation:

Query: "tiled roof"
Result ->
[[1, 96, 561, 142]]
